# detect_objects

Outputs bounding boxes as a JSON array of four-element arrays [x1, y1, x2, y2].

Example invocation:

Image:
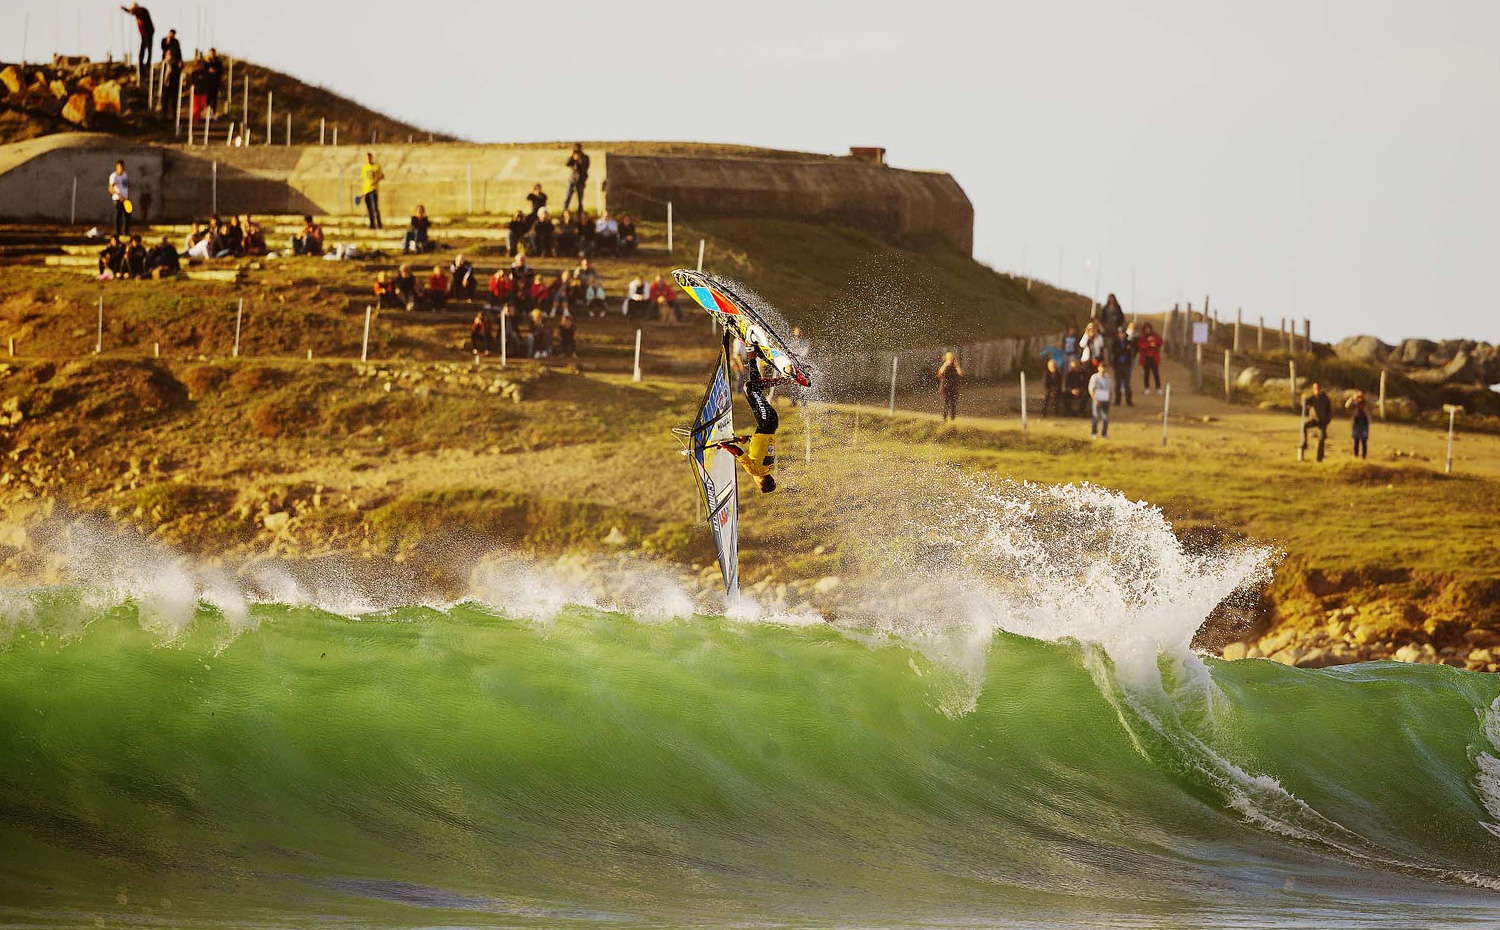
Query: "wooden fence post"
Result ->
[[1379, 370, 1387, 420], [1289, 359, 1297, 409], [1161, 384, 1171, 446], [1223, 349, 1232, 399], [888, 356, 898, 415], [697, 239, 705, 273], [1234, 308, 1242, 352], [666, 201, 674, 253], [1258, 315, 1264, 353], [233, 298, 243, 357], [1194, 343, 1203, 390], [360, 306, 371, 362], [633, 329, 642, 382], [1020, 371, 1028, 430], [95, 296, 103, 354]]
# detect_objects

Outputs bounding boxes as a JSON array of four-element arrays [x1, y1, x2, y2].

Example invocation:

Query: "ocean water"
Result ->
[[1, 479, 1498, 929]]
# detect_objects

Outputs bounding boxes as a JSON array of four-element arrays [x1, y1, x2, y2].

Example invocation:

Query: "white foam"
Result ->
[[1476, 696, 1500, 839]]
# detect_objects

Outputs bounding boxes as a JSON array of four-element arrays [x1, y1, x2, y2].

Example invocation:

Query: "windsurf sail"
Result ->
[[675, 343, 740, 597], [673, 270, 813, 388]]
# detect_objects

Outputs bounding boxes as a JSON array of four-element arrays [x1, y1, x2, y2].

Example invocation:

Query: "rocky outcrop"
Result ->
[[1334, 335, 1499, 386], [1333, 335, 1391, 365], [91, 81, 122, 116]]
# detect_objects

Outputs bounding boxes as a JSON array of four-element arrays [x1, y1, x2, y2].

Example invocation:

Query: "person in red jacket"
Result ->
[[426, 266, 449, 310], [1137, 322, 1164, 395], [488, 269, 514, 308]]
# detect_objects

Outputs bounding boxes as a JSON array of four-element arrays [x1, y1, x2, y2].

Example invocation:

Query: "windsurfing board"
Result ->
[[673, 269, 813, 388]]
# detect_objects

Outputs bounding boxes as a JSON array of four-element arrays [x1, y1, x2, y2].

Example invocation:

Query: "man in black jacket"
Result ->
[[564, 144, 589, 213], [1301, 382, 1334, 462]]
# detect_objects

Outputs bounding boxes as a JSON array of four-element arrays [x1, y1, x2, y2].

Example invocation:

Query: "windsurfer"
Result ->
[[716, 331, 779, 493]]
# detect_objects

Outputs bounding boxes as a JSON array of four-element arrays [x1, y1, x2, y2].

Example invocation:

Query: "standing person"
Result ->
[[526, 183, 548, 218], [1137, 322, 1164, 395], [937, 351, 963, 422], [1347, 390, 1371, 459], [1063, 359, 1089, 417], [159, 30, 182, 116], [1042, 359, 1064, 417], [1079, 321, 1106, 368], [1301, 382, 1334, 462], [203, 48, 225, 117], [1101, 293, 1126, 335], [1062, 324, 1081, 366], [121, 5, 154, 84], [360, 153, 384, 229], [564, 143, 590, 213], [108, 160, 131, 236], [1112, 322, 1137, 407], [1089, 363, 1115, 439]]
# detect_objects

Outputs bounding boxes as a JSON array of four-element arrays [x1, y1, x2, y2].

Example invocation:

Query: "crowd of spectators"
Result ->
[[506, 207, 638, 259], [1037, 295, 1166, 430], [97, 233, 180, 279], [181, 214, 268, 260]]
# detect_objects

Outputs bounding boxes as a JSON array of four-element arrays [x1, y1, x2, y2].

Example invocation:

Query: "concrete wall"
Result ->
[[604, 153, 974, 253], [1, 136, 974, 256], [833, 333, 1059, 389]]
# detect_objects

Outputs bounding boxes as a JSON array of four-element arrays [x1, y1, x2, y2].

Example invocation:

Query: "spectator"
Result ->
[[1042, 358, 1064, 417], [1088, 363, 1115, 439], [594, 211, 620, 256], [618, 213, 638, 255], [507, 211, 529, 257], [1137, 322, 1164, 395], [124, 235, 147, 278], [528, 274, 551, 311], [393, 264, 420, 311], [937, 351, 964, 422], [360, 152, 384, 229], [108, 160, 131, 236], [488, 268, 515, 308], [1101, 293, 1126, 335], [450, 254, 476, 300], [471, 312, 493, 355], [121, 5, 155, 84], [575, 259, 606, 315], [1063, 359, 1090, 417], [186, 53, 207, 121], [1040, 342, 1066, 371], [1079, 321, 1106, 368], [507, 255, 534, 309], [223, 216, 244, 256], [184, 222, 211, 259], [528, 308, 553, 358], [573, 211, 595, 255], [564, 143, 590, 213], [548, 272, 572, 317], [557, 210, 579, 256], [1062, 324, 1081, 365], [374, 271, 401, 309], [290, 215, 324, 256], [557, 311, 577, 358], [425, 266, 449, 311], [1112, 322, 1136, 407], [1301, 382, 1333, 462], [1347, 390, 1371, 459], [648, 274, 678, 321], [623, 275, 648, 319], [529, 208, 556, 257], [242, 216, 267, 256], [203, 48, 225, 117], [500, 302, 523, 351], [159, 30, 182, 116], [98, 235, 126, 278], [143, 236, 179, 278], [403, 205, 432, 254], [527, 183, 548, 218], [211, 220, 234, 258]]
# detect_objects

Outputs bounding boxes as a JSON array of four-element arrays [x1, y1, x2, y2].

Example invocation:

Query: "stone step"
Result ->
[[40, 264, 247, 283]]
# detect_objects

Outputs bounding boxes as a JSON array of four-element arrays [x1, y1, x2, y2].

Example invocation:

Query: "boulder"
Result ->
[[1235, 366, 1267, 389], [1408, 351, 1479, 385], [92, 80, 122, 115], [261, 511, 290, 531], [1384, 396, 1418, 419], [76, 75, 96, 92], [602, 526, 629, 546], [61, 93, 93, 127], [0, 65, 21, 96], [1220, 642, 1249, 660], [48, 79, 68, 100], [1395, 338, 1437, 367], [1333, 335, 1391, 365]]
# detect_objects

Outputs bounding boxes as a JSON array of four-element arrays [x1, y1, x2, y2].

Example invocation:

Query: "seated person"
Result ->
[[507, 256, 534, 309], [124, 235, 148, 278], [211, 222, 234, 259], [506, 210, 530, 257], [471, 312, 493, 355], [500, 302, 523, 351], [425, 266, 449, 310], [98, 235, 126, 277], [1062, 359, 1090, 416], [547, 273, 570, 317], [186, 223, 215, 260], [648, 274, 677, 320], [556, 211, 578, 257], [557, 311, 576, 358], [223, 216, 245, 257], [622, 275, 648, 318], [618, 213, 638, 255], [574, 258, 606, 315], [528, 208, 556, 257], [529, 276, 552, 311], [450, 254, 476, 300], [374, 271, 402, 309], [488, 269, 514, 308], [143, 237, 180, 278], [291, 215, 324, 256], [526, 183, 547, 217], [392, 264, 421, 310], [242, 216, 267, 256], [574, 212, 595, 254], [527, 308, 552, 358], [402, 205, 433, 254], [594, 211, 620, 256]]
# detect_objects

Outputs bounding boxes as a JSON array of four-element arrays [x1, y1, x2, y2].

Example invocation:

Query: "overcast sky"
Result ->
[[10, 0, 1498, 343]]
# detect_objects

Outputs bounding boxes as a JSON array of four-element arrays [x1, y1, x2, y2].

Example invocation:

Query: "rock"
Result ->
[[602, 526, 629, 547], [1394, 338, 1437, 367], [262, 511, 290, 531], [1259, 628, 1295, 655], [48, 79, 68, 100], [1261, 377, 1306, 397], [0, 66, 21, 96], [1468, 648, 1495, 666], [91, 80, 122, 115], [1392, 643, 1423, 664], [61, 92, 93, 126], [1221, 642, 1249, 661], [1383, 396, 1418, 419], [813, 576, 842, 595], [76, 75, 95, 92], [1268, 647, 1304, 666], [1333, 335, 1392, 365], [1235, 367, 1267, 389]]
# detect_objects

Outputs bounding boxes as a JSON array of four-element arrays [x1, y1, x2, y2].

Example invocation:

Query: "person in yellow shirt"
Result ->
[[713, 331, 781, 493], [359, 152, 385, 229]]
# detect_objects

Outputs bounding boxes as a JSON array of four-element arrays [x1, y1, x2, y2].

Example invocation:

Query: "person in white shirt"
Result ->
[[594, 211, 620, 256], [108, 160, 131, 236], [1078, 321, 1105, 366], [1088, 363, 1115, 439], [623, 275, 647, 318]]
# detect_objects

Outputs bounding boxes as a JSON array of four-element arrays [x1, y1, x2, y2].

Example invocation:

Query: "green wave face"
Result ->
[[2, 601, 1499, 929]]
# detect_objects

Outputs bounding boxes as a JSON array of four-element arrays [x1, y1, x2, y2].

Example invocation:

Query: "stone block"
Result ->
[[0, 65, 21, 96], [61, 93, 94, 127], [92, 80, 122, 115]]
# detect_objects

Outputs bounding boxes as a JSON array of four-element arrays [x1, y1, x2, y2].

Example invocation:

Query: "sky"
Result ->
[[8, 0, 1499, 344]]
